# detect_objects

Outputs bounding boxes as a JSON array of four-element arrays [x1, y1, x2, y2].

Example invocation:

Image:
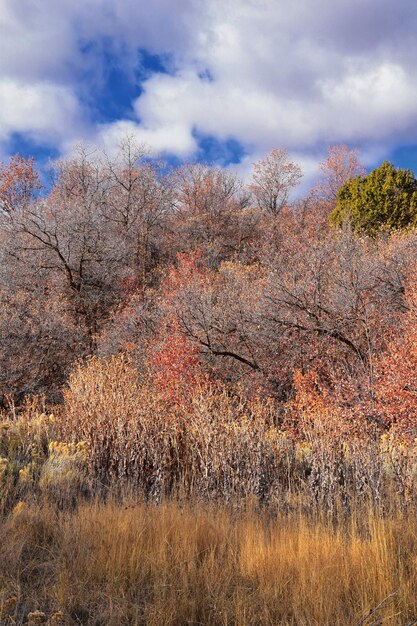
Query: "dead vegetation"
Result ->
[[0, 500, 416, 626]]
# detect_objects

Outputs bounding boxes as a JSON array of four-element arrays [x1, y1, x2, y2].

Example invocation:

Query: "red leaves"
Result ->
[[289, 267, 417, 441], [286, 365, 370, 442], [150, 251, 209, 403], [151, 323, 205, 403], [162, 250, 206, 298], [371, 277, 417, 439]]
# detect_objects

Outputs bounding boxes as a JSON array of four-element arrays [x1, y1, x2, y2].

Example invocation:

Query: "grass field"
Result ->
[[0, 500, 416, 626]]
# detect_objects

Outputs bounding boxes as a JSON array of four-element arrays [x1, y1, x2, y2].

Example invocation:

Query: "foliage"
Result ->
[[51, 354, 417, 512], [1, 139, 417, 514], [330, 160, 417, 235], [370, 271, 417, 439]]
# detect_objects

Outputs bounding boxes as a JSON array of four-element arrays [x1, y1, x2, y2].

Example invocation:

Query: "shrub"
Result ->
[[330, 161, 417, 235]]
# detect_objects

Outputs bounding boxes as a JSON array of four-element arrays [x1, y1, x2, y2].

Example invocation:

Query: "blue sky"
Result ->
[[1, 0, 417, 188]]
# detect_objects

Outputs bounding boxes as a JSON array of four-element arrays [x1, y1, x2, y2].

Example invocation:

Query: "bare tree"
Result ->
[[169, 163, 258, 267], [102, 136, 174, 286], [249, 148, 303, 214]]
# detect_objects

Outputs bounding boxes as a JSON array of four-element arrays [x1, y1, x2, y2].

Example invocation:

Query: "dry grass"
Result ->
[[57, 355, 417, 514], [0, 356, 416, 625], [0, 500, 416, 626]]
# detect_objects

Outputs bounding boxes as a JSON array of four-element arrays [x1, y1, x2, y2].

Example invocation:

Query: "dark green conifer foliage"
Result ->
[[330, 161, 417, 235]]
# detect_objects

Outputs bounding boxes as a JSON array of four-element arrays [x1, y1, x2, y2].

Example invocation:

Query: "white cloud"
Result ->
[[0, 79, 83, 146], [97, 119, 197, 157], [321, 63, 417, 138], [1, 0, 417, 167]]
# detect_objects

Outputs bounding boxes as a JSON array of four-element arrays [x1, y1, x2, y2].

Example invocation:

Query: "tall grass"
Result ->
[[0, 500, 416, 626], [0, 355, 416, 624], [1, 355, 416, 516], [57, 355, 417, 514]]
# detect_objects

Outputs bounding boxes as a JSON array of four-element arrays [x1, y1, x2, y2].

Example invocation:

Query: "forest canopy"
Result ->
[[1, 140, 417, 443]]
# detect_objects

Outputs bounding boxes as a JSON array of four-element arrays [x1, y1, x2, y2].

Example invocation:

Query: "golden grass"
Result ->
[[0, 361, 416, 624], [0, 500, 416, 626]]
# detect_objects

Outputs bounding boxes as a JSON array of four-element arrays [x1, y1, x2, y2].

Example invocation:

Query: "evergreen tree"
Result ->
[[330, 161, 417, 235]]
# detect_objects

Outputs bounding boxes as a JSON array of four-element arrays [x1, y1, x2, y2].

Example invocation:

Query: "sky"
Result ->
[[1, 0, 417, 188]]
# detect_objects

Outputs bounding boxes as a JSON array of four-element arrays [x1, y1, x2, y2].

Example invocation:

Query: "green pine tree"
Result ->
[[329, 161, 417, 236]]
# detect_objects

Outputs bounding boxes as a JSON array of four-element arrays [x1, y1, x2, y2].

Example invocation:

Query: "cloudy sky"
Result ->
[[1, 0, 417, 183]]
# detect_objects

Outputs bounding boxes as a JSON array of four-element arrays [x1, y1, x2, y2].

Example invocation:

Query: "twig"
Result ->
[[355, 592, 398, 626]]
